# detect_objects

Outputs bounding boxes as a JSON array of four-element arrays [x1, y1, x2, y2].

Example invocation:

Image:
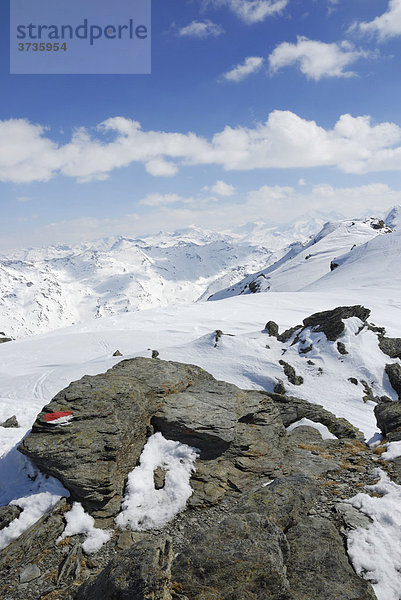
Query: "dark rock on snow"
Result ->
[[279, 360, 304, 386], [0, 415, 19, 428], [302, 305, 370, 342], [264, 320, 279, 337]]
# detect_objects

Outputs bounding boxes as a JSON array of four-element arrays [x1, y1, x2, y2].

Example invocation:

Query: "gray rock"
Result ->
[[302, 305, 371, 342], [337, 341, 349, 355], [286, 517, 376, 599], [238, 475, 320, 530], [113, 350, 123, 357], [277, 325, 302, 343], [386, 363, 401, 398], [151, 350, 160, 359], [265, 320, 279, 337], [335, 503, 373, 530], [172, 513, 291, 600], [1, 415, 19, 428], [0, 336, 12, 344], [375, 397, 401, 440], [76, 535, 173, 600], [379, 337, 401, 359], [0, 505, 21, 531], [153, 466, 167, 490], [19, 358, 202, 519], [19, 563, 41, 583], [268, 391, 364, 440], [279, 360, 304, 386], [274, 380, 286, 395], [152, 376, 242, 459]]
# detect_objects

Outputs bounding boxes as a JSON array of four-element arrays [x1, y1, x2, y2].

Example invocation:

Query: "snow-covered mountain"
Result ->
[[0, 209, 399, 338], [1, 208, 401, 600], [0, 218, 327, 338], [209, 212, 395, 301]]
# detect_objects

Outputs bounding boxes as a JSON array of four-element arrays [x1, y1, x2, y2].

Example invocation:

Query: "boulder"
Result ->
[[264, 320, 279, 337], [375, 398, 401, 440], [385, 363, 401, 399], [172, 513, 291, 600], [379, 337, 401, 359], [76, 535, 173, 600], [0, 505, 21, 531], [279, 360, 304, 385], [0, 415, 19, 428], [18, 358, 205, 519], [286, 517, 376, 600], [302, 305, 370, 341], [267, 392, 364, 440]]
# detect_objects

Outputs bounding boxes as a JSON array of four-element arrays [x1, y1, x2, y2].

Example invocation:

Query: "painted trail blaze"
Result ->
[[44, 411, 73, 422]]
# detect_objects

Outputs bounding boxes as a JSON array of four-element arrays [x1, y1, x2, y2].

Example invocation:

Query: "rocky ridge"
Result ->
[[1, 306, 401, 599]]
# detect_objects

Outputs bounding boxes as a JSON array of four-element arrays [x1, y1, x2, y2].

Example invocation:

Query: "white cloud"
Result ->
[[269, 37, 368, 80], [208, 0, 288, 24], [145, 158, 178, 177], [16, 196, 32, 203], [221, 56, 264, 82], [0, 119, 62, 183], [355, 0, 401, 39], [3, 111, 401, 184], [211, 180, 236, 196], [139, 193, 194, 206], [177, 19, 224, 38]]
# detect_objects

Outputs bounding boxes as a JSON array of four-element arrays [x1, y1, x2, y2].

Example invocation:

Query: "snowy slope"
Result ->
[[209, 215, 393, 300], [0, 221, 322, 338], [306, 222, 401, 293]]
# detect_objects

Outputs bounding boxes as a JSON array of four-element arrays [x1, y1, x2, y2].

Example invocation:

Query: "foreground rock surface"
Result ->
[[0, 349, 387, 599]]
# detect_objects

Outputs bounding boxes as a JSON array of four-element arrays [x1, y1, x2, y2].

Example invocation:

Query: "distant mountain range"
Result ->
[[0, 208, 399, 337]]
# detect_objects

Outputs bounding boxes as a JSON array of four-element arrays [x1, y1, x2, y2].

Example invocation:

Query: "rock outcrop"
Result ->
[[0, 356, 383, 599]]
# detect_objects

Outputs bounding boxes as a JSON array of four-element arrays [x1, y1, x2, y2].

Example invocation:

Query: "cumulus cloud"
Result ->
[[177, 19, 224, 38], [2, 111, 401, 184], [211, 180, 236, 196], [269, 37, 368, 80], [221, 56, 264, 81], [354, 0, 401, 39], [145, 158, 178, 177], [207, 0, 288, 24]]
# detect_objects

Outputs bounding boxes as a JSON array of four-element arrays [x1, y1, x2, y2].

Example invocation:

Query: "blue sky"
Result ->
[[2, 0, 401, 249]]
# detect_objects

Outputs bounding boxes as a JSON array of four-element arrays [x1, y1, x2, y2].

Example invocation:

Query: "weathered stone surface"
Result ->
[[265, 320, 279, 337], [0, 505, 21, 531], [375, 397, 401, 440], [238, 475, 320, 530], [385, 363, 401, 399], [379, 336, 401, 359], [19, 563, 41, 584], [75, 535, 173, 600], [18, 358, 205, 518], [267, 392, 364, 440], [302, 305, 371, 341], [1, 355, 383, 599], [335, 503, 372, 530], [153, 378, 240, 459], [277, 325, 302, 343], [172, 513, 291, 600], [279, 360, 304, 385], [286, 517, 376, 600], [1, 415, 19, 428]]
